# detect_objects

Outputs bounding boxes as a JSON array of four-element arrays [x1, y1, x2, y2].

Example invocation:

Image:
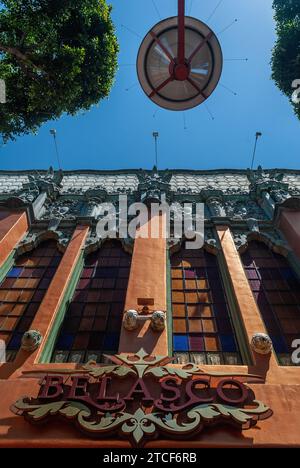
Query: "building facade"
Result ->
[[0, 167, 300, 447]]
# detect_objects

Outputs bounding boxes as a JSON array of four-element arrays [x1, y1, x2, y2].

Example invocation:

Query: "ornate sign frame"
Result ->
[[12, 349, 272, 447]]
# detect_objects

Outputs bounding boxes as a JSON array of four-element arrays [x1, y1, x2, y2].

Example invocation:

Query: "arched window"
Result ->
[[171, 247, 242, 365], [241, 241, 300, 365], [52, 241, 131, 364], [0, 240, 62, 361]]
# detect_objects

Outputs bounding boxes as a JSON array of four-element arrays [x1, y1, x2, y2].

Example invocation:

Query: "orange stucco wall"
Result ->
[[0, 209, 28, 268], [0, 223, 300, 447], [279, 210, 300, 260], [119, 213, 168, 356]]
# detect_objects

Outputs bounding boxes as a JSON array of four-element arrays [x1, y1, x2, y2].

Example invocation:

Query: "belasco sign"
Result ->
[[11, 349, 272, 447]]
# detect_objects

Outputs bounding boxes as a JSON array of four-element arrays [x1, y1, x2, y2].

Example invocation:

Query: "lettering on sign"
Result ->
[[11, 349, 272, 447]]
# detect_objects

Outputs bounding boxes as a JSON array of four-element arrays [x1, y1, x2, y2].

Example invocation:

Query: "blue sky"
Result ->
[[0, 0, 299, 171]]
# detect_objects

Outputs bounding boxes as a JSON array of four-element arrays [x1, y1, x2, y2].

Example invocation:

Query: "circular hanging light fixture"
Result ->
[[137, 1, 223, 111]]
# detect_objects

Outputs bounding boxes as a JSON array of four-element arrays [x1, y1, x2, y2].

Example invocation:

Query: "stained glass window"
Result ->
[[52, 241, 131, 364], [241, 241, 300, 366], [171, 248, 242, 365], [0, 240, 62, 361]]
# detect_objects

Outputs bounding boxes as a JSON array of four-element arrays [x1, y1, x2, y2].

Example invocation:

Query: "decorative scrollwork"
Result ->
[[12, 398, 271, 447]]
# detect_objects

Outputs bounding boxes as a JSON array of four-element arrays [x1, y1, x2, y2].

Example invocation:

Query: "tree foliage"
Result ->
[[0, 0, 119, 141], [272, 0, 300, 118]]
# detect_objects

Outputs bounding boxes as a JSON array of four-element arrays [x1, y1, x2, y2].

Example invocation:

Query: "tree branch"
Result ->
[[0, 44, 31, 62], [0, 43, 47, 77]]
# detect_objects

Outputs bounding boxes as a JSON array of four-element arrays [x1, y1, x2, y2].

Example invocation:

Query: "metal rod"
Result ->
[[178, 0, 185, 64], [50, 129, 62, 170], [251, 132, 262, 170], [153, 132, 159, 168]]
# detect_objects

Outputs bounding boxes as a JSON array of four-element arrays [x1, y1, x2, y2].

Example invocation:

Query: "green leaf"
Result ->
[[113, 366, 136, 377], [85, 365, 117, 377], [145, 367, 168, 378], [164, 367, 193, 379], [28, 401, 65, 420], [59, 403, 86, 418]]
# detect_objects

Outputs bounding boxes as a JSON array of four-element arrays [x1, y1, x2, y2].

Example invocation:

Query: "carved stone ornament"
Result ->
[[270, 189, 290, 204], [207, 197, 226, 217], [248, 166, 286, 190], [21, 330, 43, 352], [151, 311, 166, 332], [11, 348, 273, 447], [40, 198, 83, 220], [251, 333, 273, 355], [123, 310, 139, 331], [137, 168, 172, 204]]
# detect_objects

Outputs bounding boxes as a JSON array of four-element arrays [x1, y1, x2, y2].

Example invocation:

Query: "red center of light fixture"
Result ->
[[170, 61, 190, 81], [174, 63, 189, 81]]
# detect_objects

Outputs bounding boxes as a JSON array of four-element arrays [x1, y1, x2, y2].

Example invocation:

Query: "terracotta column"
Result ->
[[16, 225, 89, 364], [0, 210, 28, 268], [119, 213, 168, 355], [278, 210, 300, 260], [216, 225, 278, 368]]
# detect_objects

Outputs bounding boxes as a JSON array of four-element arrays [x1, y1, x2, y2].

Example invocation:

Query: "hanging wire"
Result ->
[[224, 58, 249, 62], [218, 19, 238, 35], [188, 0, 194, 15], [204, 102, 215, 121], [220, 83, 238, 96], [120, 24, 142, 39], [125, 82, 139, 92], [207, 0, 224, 22], [151, 0, 161, 19]]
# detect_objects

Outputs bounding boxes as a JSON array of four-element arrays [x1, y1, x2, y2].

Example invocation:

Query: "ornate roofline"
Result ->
[[1, 167, 300, 176]]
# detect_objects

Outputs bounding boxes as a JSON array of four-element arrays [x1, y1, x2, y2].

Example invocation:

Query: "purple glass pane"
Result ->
[[45, 268, 56, 279], [39, 278, 52, 289], [189, 335, 205, 351], [255, 291, 268, 306], [245, 269, 259, 280], [249, 280, 262, 291], [81, 268, 94, 278], [31, 290, 45, 302], [77, 279, 91, 290], [24, 303, 39, 317], [185, 270, 196, 279], [73, 290, 88, 302], [195, 268, 206, 278]]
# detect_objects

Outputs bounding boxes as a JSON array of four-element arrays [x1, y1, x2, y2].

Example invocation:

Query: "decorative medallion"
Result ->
[[11, 349, 272, 447]]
